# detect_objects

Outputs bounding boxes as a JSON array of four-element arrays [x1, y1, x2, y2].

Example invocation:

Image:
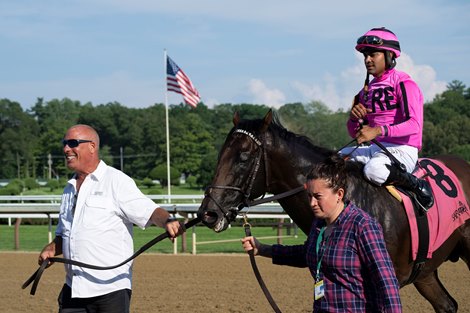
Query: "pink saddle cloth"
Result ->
[[399, 158, 470, 260]]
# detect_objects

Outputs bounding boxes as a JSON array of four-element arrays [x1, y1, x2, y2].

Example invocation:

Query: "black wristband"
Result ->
[[383, 125, 389, 137]]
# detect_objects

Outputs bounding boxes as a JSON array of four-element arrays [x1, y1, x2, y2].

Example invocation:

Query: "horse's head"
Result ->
[[197, 110, 273, 232]]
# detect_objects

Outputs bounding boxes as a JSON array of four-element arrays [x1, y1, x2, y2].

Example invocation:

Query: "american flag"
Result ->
[[166, 56, 201, 108]]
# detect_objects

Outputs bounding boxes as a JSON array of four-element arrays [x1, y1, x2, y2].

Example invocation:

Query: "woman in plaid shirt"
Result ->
[[241, 155, 402, 312]]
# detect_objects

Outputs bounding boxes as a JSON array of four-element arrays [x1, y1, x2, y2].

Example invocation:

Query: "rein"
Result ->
[[246, 185, 306, 207], [22, 218, 201, 295], [358, 119, 407, 171], [243, 217, 282, 313], [337, 119, 407, 172]]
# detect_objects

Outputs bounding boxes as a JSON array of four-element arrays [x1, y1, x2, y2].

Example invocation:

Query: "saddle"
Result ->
[[385, 158, 470, 284]]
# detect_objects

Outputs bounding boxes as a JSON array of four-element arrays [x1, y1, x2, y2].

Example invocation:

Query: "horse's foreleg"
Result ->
[[413, 270, 457, 313]]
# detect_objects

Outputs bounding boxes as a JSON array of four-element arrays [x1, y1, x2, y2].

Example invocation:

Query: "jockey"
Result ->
[[340, 27, 434, 211]]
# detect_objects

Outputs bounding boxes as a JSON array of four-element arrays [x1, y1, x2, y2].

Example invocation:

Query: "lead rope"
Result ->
[[243, 214, 282, 313], [22, 218, 201, 295]]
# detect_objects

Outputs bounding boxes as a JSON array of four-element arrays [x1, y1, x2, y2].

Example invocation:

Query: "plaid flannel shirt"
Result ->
[[272, 203, 402, 313]]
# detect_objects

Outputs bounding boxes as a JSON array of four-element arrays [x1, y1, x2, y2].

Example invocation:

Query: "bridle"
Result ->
[[205, 127, 306, 217], [204, 128, 270, 221]]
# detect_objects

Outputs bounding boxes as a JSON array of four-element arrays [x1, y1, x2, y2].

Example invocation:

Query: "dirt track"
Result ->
[[2, 252, 469, 313]]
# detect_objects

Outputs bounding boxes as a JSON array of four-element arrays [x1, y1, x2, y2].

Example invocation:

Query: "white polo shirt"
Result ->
[[55, 161, 157, 298]]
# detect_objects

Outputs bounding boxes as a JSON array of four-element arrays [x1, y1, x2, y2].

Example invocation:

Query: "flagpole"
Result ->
[[164, 49, 172, 201]]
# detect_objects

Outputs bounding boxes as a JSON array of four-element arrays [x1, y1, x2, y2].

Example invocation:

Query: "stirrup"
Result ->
[[415, 196, 429, 213], [412, 193, 433, 213]]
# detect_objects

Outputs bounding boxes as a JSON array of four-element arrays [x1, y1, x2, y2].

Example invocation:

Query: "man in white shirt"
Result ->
[[38, 124, 184, 313]]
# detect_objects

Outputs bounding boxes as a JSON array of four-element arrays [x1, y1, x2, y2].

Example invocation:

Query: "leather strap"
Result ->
[[246, 185, 306, 207], [23, 218, 200, 295], [244, 222, 282, 313], [403, 196, 429, 285]]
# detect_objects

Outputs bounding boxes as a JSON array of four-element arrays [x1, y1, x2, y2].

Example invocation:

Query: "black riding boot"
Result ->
[[385, 164, 434, 211]]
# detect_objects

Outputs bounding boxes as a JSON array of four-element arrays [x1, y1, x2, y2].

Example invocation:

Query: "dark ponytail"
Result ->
[[307, 155, 348, 194]]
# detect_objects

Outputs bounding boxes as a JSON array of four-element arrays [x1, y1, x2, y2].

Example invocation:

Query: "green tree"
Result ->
[[46, 179, 61, 192], [278, 102, 310, 135], [0, 99, 39, 179], [186, 175, 199, 188], [422, 80, 470, 160], [24, 177, 40, 190], [279, 101, 349, 150], [30, 98, 83, 178], [80, 102, 163, 178], [198, 148, 218, 188], [148, 164, 180, 188], [99, 145, 114, 167], [168, 107, 216, 177]]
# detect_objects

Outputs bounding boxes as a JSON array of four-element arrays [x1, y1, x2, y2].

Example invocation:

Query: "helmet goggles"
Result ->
[[357, 35, 383, 45], [355, 27, 401, 58], [356, 35, 400, 50]]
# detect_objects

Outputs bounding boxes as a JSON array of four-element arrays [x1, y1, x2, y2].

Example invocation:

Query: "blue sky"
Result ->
[[1, 0, 469, 112]]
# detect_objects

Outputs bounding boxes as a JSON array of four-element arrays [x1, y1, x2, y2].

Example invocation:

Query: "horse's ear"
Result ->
[[261, 109, 273, 132], [233, 111, 240, 126]]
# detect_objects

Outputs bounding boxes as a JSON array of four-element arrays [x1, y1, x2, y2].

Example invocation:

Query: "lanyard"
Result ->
[[315, 226, 329, 281], [314, 203, 346, 280]]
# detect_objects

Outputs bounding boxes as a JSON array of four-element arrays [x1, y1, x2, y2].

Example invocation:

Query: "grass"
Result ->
[[0, 223, 307, 254]]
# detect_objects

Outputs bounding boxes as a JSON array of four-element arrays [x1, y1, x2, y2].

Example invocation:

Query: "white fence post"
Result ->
[[48, 214, 52, 243], [192, 224, 197, 255], [173, 237, 178, 255]]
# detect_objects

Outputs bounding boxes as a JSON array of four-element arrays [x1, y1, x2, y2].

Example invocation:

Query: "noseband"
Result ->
[[205, 128, 269, 219]]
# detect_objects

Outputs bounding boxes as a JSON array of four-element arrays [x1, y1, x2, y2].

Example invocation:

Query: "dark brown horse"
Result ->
[[197, 110, 470, 313]]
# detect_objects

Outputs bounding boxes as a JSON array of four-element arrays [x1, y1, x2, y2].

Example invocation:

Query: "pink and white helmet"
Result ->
[[355, 27, 401, 58]]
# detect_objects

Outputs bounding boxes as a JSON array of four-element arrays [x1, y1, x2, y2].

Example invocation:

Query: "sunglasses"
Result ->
[[62, 139, 93, 148], [357, 35, 383, 46]]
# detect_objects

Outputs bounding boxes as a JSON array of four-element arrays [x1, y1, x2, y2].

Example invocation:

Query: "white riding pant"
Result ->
[[339, 143, 418, 186]]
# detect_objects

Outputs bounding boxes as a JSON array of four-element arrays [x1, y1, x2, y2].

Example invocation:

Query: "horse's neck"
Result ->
[[266, 139, 330, 191], [268, 144, 317, 235]]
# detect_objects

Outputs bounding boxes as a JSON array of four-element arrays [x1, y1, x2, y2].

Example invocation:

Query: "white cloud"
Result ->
[[291, 57, 365, 112], [291, 75, 343, 111], [248, 79, 286, 108], [395, 53, 447, 102], [203, 97, 221, 108]]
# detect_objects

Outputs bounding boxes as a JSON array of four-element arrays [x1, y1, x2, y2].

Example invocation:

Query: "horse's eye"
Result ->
[[240, 152, 250, 162]]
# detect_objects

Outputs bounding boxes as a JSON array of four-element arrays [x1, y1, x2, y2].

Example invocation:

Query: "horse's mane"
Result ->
[[235, 113, 334, 158]]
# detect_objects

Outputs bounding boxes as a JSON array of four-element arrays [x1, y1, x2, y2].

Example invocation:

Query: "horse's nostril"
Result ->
[[202, 211, 218, 225], [204, 211, 217, 218]]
